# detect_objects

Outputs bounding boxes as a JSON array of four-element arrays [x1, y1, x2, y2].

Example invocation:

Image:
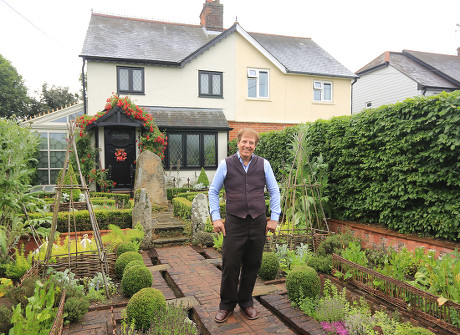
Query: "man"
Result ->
[[208, 128, 280, 323]]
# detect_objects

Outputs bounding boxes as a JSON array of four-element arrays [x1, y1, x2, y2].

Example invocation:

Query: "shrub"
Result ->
[[64, 296, 90, 323], [172, 197, 192, 220], [285, 265, 320, 303], [258, 252, 280, 280], [116, 242, 139, 256], [126, 287, 166, 330], [0, 303, 12, 334], [115, 251, 143, 279], [4, 274, 39, 306], [121, 265, 153, 297], [316, 232, 355, 257], [307, 254, 332, 274], [405, 327, 435, 335], [196, 168, 209, 187], [123, 260, 146, 276]]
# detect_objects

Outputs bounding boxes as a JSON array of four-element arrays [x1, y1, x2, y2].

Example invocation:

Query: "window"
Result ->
[[313, 81, 332, 102], [50, 110, 84, 124], [199, 71, 223, 97], [247, 68, 269, 98], [166, 132, 217, 168], [36, 132, 67, 185], [117, 66, 144, 94]]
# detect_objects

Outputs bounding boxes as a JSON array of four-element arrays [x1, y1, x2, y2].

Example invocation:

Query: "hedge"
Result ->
[[90, 192, 131, 207], [252, 91, 460, 241], [172, 197, 192, 220], [28, 209, 132, 232], [166, 188, 190, 200]]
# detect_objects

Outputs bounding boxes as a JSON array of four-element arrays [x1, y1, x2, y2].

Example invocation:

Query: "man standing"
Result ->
[[208, 128, 280, 323]]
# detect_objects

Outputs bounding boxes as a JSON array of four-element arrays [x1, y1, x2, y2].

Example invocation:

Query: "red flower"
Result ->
[[87, 154, 91, 158]]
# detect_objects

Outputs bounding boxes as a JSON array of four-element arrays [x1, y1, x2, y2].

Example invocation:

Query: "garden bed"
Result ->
[[332, 253, 460, 334]]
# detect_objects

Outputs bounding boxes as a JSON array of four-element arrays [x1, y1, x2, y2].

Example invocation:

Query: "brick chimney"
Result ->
[[200, 0, 223, 32], [457, 47, 460, 56]]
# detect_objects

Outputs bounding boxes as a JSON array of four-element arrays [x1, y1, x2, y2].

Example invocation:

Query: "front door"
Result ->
[[104, 127, 136, 189]]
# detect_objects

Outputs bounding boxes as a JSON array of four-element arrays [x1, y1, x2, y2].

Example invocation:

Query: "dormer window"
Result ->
[[117, 66, 144, 94]]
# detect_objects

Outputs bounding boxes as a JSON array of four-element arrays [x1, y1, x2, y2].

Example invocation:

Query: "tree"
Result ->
[[29, 83, 80, 116], [0, 54, 30, 118]]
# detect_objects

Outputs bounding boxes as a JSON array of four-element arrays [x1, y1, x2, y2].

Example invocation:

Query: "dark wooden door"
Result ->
[[104, 127, 136, 189]]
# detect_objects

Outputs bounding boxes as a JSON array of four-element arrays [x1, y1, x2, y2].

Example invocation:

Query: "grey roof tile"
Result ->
[[81, 13, 355, 78], [143, 107, 229, 130], [249, 33, 356, 78], [357, 50, 460, 89]]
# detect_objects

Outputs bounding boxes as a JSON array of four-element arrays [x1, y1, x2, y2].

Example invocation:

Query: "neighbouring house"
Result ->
[[352, 49, 460, 114], [25, 0, 356, 191]]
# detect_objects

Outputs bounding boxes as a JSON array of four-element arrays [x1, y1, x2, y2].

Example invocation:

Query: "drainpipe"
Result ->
[[351, 78, 358, 115], [82, 57, 87, 115]]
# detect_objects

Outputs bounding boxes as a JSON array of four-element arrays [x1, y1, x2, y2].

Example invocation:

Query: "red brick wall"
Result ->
[[228, 121, 298, 141], [328, 219, 459, 258]]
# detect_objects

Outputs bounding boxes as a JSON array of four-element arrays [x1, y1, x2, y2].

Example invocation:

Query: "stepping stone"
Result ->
[[252, 284, 280, 297], [166, 296, 200, 309]]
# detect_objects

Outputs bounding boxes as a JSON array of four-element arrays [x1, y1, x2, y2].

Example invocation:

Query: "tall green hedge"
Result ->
[[253, 91, 460, 241]]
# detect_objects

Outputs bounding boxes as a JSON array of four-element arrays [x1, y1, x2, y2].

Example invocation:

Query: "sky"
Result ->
[[1, 0, 459, 97]]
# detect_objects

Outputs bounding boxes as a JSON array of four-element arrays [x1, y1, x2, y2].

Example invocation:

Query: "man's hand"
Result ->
[[266, 220, 278, 234], [212, 219, 226, 236]]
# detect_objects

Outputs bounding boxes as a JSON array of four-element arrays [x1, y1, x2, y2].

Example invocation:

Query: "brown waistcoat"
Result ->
[[224, 154, 266, 219]]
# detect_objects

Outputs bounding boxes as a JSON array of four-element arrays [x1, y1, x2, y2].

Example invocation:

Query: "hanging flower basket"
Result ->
[[114, 148, 127, 162]]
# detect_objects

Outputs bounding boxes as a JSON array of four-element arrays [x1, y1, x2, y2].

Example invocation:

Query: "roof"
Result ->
[[143, 107, 230, 130], [81, 13, 356, 78], [356, 50, 460, 89]]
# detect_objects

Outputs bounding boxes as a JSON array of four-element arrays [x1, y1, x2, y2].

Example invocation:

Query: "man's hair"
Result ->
[[237, 128, 260, 145]]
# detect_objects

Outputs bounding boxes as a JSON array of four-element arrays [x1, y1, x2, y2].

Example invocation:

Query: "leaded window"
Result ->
[[199, 71, 223, 98], [36, 132, 67, 185], [117, 66, 144, 94], [165, 132, 217, 168]]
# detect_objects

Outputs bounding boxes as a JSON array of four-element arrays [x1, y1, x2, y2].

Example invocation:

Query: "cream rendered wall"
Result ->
[[86, 33, 237, 118], [234, 33, 352, 123]]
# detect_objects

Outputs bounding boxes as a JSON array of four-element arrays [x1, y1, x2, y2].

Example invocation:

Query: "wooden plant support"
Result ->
[[269, 129, 330, 252], [43, 121, 110, 298]]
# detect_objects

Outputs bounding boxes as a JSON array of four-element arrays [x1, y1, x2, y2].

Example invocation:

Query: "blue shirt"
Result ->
[[208, 152, 281, 222]]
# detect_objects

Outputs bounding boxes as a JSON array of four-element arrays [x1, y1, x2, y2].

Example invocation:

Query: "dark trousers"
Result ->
[[219, 213, 267, 311]]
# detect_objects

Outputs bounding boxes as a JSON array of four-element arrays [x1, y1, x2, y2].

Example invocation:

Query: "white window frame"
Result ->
[[313, 80, 333, 102], [247, 68, 270, 99], [36, 131, 68, 185]]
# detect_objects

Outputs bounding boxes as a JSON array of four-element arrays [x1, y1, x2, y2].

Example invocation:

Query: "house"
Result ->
[[352, 49, 460, 114], [26, 0, 356, 190]]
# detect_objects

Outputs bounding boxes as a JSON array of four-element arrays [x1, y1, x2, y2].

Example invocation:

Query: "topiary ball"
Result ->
[[285, 265, 320, 303], [126, 287, 166, 330], [121, 265, 153, 297], [258, 252, 280, 281], [116, 242, 139, 256], [115, 251, 143, 279], [123, 260, 146, 277], [406, 327, 435, 335]]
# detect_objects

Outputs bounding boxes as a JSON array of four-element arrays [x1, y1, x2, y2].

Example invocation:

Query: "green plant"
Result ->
[[316, 232, 355, 257], [5, 246, 31, 281], [126, 287, 166, 330], [88, 272, 116, 294], [196, 167, 209, 187], [123, 260, 146, 277], [88, 168, 115, 192], [285, 265, 320, 304], [64, 296, 89, 323], [307, 254, 332, 274], [4, 274, 39, 306], [0, 303, 13, 334], [55, 164, 81, 202], [172, 197, 192, 220], [102, 224, 144, 252], [9, 279, 57, 335], [121, 265, 153, 297], [258, 252, 280, 280], [314, 279, 349, 322], [212, 232, 224, 252], [404, 327, 435, 335], [115, 251, 144, 279], [274, 243, 313, 275], [116, 242, 139, 256]]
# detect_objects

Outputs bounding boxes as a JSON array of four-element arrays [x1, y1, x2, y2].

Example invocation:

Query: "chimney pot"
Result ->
[[457, 47, 460, 56]]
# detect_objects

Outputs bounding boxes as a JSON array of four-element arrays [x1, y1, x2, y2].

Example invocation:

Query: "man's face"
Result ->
[[237, 134, 256, 160]]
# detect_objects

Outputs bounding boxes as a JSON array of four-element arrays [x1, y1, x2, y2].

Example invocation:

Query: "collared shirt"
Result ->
[[208, 152, 281, 222]]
